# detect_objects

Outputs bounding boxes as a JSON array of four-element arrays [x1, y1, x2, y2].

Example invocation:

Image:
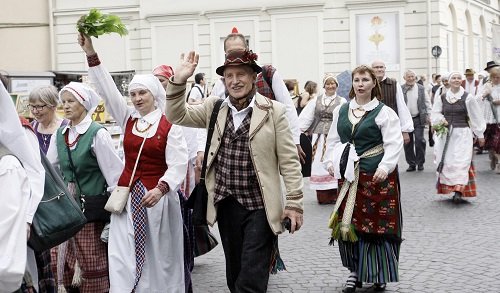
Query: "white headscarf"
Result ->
[[128, 74, 166, 112], [448, 71, 463, 80], [59, 82, 101, 116], [0, 81, 45, 221]]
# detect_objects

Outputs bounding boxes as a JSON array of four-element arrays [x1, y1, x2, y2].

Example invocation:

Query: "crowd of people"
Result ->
[[0, 23, 499, 293]]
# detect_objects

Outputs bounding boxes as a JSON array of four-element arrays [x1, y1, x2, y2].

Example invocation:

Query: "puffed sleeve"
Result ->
[[323, 105, 342, 171], [431, 93, 445, 125], [159, 125, 188, 191], [465, 94, 487, 138], [374, 107, 404, 174], [92, 128, 124, 190], [272, 70, 301, 144], [298, 97, 317, 132]]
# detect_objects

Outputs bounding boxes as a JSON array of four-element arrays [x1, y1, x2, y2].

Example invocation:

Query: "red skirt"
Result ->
[[437, 164, 477, 197]]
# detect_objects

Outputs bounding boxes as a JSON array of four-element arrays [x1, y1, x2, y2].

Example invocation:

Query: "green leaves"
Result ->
[[77, 8, 128, 38], [432, 122, 448, 138]]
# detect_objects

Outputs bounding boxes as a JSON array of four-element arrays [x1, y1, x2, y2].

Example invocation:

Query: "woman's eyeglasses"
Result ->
[[27, 104, 49, 111]]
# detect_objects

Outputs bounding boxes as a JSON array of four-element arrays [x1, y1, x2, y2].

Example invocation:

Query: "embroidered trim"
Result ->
[[87, 53, 101, 67], [156, 181, 170, 195], [285, 206, 303, 214]]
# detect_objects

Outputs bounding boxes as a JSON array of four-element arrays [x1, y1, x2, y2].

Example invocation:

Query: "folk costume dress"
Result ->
[[299, 94, 346, 203], [431, 87, 486, 197], [324, 98, 403, 284], [47, 109, 123, 291], [479, 83, 500, 172], [88, 63, 188, 293]]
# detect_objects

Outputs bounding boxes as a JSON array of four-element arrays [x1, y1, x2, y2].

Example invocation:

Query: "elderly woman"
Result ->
[[46, 82, 123, 292], [79, 34, 188, 292], [479, 67, 500, 173], [29, 85, 68, 155], [432, 71, 486, 202], [324, 65, 403, 292], [299, 74, 346, 204]]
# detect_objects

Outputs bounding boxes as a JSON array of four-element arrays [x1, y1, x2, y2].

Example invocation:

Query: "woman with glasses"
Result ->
[[29, 85, 68, 154]]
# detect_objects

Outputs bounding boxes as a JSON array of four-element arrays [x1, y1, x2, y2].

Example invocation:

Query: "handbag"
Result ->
[[66, 145, 110, 223], [186, 99, 223, 256], [28, 151, 87, 252], [105, 132, 148, 214]]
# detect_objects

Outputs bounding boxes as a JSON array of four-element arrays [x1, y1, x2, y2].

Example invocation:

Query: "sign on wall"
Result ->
[[356, 12, 400, 71], [493, 23, 500, 63]]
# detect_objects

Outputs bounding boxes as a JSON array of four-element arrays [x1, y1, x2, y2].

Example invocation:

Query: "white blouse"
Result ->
[[298, 94, 347, 132], [431, 87, 486, 138], [46, 116, 124, 190], [323, 98, 403, 175], [88, 64, 188, 190]]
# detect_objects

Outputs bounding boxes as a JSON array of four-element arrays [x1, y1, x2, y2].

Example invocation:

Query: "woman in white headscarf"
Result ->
[[79, 33, 188, 292], [431, 71, 486, 202], [298, 74, 347, 204], [46, 82, 123, 292]]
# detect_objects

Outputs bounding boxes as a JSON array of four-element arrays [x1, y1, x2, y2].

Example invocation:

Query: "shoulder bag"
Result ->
[[29, 150, 87, 252], [66, 145, 110, 223], [186, 99, 223, 256], [105, 132, 148, 214]]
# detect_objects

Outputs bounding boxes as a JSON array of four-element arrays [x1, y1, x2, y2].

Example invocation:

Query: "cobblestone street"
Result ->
[[191, 147, 500, 293]]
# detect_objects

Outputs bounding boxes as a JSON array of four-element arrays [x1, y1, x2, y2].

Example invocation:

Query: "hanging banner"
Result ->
[[493, 23, 500, 63]]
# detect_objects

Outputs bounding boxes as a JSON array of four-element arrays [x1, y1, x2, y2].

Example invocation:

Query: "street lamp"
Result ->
[[431, 45, 442, 73]]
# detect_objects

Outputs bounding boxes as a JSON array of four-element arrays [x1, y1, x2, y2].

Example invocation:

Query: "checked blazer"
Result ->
[[165, 79, 304, 234]]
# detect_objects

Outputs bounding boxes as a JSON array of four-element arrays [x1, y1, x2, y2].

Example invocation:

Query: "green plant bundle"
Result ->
[[77, 8, 128, 38], [432, 122, 448, 137]]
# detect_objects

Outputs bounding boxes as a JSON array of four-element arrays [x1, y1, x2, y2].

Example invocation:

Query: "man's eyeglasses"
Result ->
[[27, 104, 49, 111]]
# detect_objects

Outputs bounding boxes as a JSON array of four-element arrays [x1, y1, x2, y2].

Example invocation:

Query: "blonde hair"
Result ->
[[29, 85, 59, 107]]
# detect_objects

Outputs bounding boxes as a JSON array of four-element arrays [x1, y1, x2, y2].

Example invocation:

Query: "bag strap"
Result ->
[[65, 142, 86, 211], [200, 99, 224, 180], [127, 125, 149, 187]]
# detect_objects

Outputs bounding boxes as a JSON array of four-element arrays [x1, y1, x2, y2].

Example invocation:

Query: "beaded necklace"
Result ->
[[134, 119, 153, 133], [65, 131, 82, 148]]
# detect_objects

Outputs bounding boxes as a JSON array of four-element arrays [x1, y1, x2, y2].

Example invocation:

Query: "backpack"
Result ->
[[186, 84, 204, 102]]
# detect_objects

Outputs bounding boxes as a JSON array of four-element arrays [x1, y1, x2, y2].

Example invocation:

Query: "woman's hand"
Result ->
[[372, 168, 388, 183], [478, 138, 485, 147], [327, 163, 335, 177], [78, 33, 96, 56], [174, 51, 199, 84], [141, 188, 164, 208]]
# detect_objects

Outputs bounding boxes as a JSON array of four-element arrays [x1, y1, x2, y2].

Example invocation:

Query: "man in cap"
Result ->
[[165, 50, 304, 292], [461, 68, 479, 95], [483, 61, 500, 84]]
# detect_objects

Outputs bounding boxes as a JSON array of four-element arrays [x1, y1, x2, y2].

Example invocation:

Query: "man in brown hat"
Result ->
[[483, 61, 500, 84], [165, 50, 304, 292], [461, 68, 479, 95]]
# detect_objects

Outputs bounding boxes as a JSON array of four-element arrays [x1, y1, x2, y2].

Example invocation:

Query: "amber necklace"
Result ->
[[134, 119, 153, 133], [351, 108, 366, 118], [64, 131, 82, 147]]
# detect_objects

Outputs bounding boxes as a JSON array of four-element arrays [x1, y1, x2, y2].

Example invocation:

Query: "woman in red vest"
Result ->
[[79, 33, 188, 292]]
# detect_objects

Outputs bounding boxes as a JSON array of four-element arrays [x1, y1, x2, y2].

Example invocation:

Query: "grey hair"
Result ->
[[29, 85, 60, 107]]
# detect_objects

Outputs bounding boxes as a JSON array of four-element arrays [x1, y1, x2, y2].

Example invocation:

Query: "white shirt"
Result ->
[[88, 64, 188, 189], [298, 94, 347, 132], [0, 155, 29, 292], [188, 84, 205, 102], [382, 76, 414, 132], [464, 79, 479, 95], [431, 88, 486, 138], [323, 98, 403, 175], [211, 69, 301, 144], [46, 116, 124, 190]]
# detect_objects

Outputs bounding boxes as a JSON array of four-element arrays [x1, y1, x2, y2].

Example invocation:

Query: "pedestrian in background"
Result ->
[[401, 70, 431, 172], [324, 65, 403, 292], [299, 73, 346, 204], [79, 33, 188, 292], [431, 71, 486, 202], [478, 66, 500, 173], [187, 72, 206, 105], [166, 50, 304, 293]]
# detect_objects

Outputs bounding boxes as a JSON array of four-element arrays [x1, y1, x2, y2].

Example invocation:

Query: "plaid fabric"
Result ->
[[437, 164, 477, 197], [51, 223, 109, 292], [131, 180, 148, 291], [256, 65, 276, 100], [485, 123, 500, 153], [35, 250, 56, 292], [214, 111, 264, 210]]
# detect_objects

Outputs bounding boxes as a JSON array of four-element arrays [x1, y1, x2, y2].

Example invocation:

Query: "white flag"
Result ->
[[493, 23, 500, 63]]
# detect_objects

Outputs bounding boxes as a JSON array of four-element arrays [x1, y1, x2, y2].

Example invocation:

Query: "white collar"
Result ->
[[62, 116, 92, 134], [446, 87, 465, 102], [349, 97, 380, 111], [130, 108, 162, 124], [223, 95, 255, 114]]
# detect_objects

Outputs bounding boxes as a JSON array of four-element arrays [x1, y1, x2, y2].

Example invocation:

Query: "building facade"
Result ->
[[1, 1, 499, 88]]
